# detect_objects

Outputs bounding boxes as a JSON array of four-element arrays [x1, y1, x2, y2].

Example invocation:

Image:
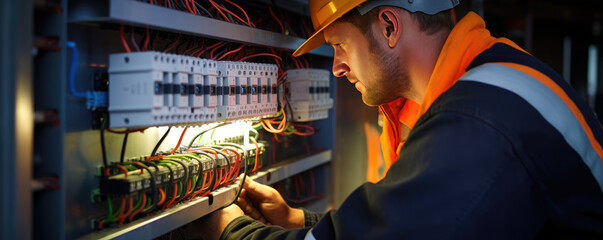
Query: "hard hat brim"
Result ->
[[293, 0, 368, 57], [292, 24, 330, 57]]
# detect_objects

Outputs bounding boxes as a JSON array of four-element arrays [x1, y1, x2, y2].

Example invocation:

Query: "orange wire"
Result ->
[[115, 165, 129, 178], [119, 25, 131, 53], [128, 193, 147, 221], [157, 188, 166, 205], [163, 183, 178, 210], [251, 137, 260, 172], [170, 127, 188, 155], [222, 148, 241, 182], [118, 196, 133, 224], [113, 197, 127, 223]]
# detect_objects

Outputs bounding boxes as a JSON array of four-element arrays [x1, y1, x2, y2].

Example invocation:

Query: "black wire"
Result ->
[[143, 160, 160, 171], [151, 127, 172, 156], [196, 152, 219, 191], [186, 122, 230, 150], [186, 156, 204, 192], [154, 160, 174, 184], [224, 140, 249, 208], [100, 115, 108, 168], [213, 149, 231, 187], [174, 0, 186, 11], [166, 158, 191, 201], [216, 143, 248, 182], [218, 3, 235, 23], [134, 162, 158, 213], [120, 133, 129, 164], [194, 2, 213, 18]]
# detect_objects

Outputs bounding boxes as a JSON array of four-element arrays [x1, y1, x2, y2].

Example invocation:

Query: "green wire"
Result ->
[[132, 193, 143, 210], [209, 128, 217, 143], [104, 196, 122, 223], [177, 181, 182, 197]]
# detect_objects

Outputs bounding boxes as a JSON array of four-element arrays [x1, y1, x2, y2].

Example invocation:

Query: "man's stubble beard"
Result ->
[[362, 32, 411, 107]]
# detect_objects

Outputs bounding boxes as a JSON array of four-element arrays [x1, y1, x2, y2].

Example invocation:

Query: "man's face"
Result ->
[[323, 21, 409, 106]]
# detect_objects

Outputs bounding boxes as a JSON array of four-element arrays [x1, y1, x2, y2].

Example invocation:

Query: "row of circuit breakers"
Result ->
[[109, 51, 333, 128]]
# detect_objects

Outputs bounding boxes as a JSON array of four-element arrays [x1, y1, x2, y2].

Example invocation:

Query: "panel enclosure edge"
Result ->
[[68, 0, 333, 57]]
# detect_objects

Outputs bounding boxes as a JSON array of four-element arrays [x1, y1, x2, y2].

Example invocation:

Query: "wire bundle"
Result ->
[[97, 124, 262, 229]]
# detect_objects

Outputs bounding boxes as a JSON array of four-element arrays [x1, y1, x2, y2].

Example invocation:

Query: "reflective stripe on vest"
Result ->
[[304, 229, 317, 240], [460, 63, 603, 191]]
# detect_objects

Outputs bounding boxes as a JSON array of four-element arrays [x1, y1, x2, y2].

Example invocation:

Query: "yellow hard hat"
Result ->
[[293, 0, 459, 57], [292, 0, 369, 57]]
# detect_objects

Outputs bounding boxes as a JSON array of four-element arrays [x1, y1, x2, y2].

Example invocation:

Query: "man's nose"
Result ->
[[332, 56, 350, 77]]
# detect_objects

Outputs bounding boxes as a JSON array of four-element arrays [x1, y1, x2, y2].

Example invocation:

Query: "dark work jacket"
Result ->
[[220, 33, 603, 240]]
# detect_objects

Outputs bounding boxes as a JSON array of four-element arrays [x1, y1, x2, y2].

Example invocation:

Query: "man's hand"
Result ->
[[237, 178, 305, 229], [196, 204, 245, 240]]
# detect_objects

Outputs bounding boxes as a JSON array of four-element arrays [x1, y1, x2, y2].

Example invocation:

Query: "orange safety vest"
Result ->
[[378, 12, 526, 177]]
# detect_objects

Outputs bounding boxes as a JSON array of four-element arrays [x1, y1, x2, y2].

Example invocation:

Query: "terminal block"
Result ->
[[99, 142, 265, 195], [286, 69, 334, 122], [216, 61, 279, 121]]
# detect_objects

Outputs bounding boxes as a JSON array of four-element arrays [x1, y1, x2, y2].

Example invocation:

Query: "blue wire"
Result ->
[[66, 41, 87, 98]]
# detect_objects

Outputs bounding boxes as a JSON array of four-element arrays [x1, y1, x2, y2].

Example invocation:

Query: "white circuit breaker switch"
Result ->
[[109, 52, 278, 128], [259, 64, 269, 115], [286, 69, 333, 122], [173, 55, 191, 124], [249, 63, 260, 117], [202, 59, 218, 122], [217, 61, 238, 121], [109, 51, 175, 128], [190, 57, 204, 122], [269, 65, 279, 114]]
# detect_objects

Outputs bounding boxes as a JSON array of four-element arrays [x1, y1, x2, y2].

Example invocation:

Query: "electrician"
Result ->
[[196, 0, 603, 239]]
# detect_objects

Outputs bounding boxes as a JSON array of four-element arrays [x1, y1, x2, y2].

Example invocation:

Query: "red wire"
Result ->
[[212, 1, 250, 26], [170, 127, 188, 155], [210, 42, 228, 60], [238, 53, 283, 62], [302, 57, 310, 68], [217, 44, 244, 61], [268, 5, 285, 34], [183, 0, 194, 13], [119, 25, 131, 53], [224, 0, 253, 26], [142, 26, 150, 51], [190, 0, 197, 14], [209, 0, 230, 22], [163, 34, 181, 53]]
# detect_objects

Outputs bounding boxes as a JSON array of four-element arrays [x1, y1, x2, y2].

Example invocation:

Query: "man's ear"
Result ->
[[378, 8, 401, 48]]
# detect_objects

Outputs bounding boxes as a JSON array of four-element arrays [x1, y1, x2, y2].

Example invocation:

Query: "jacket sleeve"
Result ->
[[218, 209, 322, 240], [222, 110, 545, 239]]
